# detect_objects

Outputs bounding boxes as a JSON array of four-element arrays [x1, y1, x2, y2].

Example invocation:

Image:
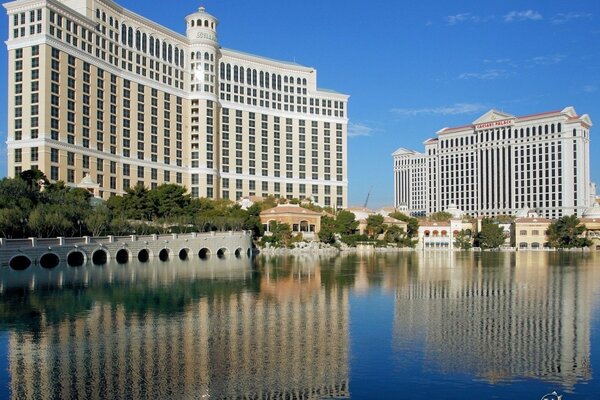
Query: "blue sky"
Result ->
[[1, 1, 599, 208]]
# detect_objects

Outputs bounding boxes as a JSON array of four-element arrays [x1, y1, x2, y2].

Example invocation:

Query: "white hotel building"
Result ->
[[393, 107, 594, 219], [4, 0, 349, 208]]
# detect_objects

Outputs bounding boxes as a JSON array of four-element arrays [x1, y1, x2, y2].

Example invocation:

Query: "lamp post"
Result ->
[[20, 218, 27, 238], [77, 219, 83, 237]]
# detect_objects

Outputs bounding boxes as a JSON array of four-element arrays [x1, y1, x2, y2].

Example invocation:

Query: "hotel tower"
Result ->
[[4, 0, 349, 208], [393, 107, 594, 219]]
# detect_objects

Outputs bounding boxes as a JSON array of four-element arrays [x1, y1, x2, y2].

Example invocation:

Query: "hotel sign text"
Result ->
[[475, 119, 514, 130]]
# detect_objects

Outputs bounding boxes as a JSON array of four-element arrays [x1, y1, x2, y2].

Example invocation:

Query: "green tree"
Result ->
[[365, 214, 385, 239], [147, 184, 190, 218], [85, 205, 111, 237], [335, 210, 359, 235], [389, 212, 419, 237], [429, 211, 453, 222], [318, 215, 337, 244], [475, 219, 505, 249], [0, 208, 25, 238], [454, 229, 473, 250], [263, 221, 292, 247], [28, 204, 72, 238], [384, 225, 404, 243], [546, 215, 591, 249], [0, 176, 38, 214]]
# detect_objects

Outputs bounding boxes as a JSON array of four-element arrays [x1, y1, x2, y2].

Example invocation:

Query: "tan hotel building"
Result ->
[[4, 0, 349, 207]]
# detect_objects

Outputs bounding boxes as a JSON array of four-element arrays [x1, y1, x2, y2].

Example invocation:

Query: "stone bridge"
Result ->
[[0, 231, 253, 270]]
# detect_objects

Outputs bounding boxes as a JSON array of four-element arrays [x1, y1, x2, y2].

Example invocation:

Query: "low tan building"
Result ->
[[512, 213, 552, 250], [260, 204, 322, 240], [582, 204, 600, 251]]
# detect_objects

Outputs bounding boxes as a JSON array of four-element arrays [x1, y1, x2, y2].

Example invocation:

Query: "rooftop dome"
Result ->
[[444, 203, 464, 219]]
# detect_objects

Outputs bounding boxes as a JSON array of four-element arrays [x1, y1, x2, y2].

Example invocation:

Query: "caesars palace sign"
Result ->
[[475, 119, 515, 130]]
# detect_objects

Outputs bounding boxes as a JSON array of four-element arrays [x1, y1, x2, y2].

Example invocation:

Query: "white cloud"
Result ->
[[584, 84, 597, 93], [348, 122, 375, 138], [446, 13, 480, 25], [504, 10, 543, 22], [391, 103, 486, 117], [528, 54, 565, 65], [459, 69, 509, 80], [551, 12, 592, 24]]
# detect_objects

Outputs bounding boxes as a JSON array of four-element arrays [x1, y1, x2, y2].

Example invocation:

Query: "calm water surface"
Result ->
[[1, 251, 600, 399]]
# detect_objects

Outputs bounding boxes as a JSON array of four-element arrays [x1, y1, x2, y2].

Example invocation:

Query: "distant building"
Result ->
[[393, 107, 594, 219], [512, 210, 552, 250], [4, 0, 348, 206]]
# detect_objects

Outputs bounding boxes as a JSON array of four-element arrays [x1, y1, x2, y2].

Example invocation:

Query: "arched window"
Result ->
[[296, 77, 301, 85], [272, 73, 277, 88], [121, 24, 127, 45], [226, 64, 231, 80], [240, 67, 244, 83], [149, 36, 154, 56], [191, 20, 195, 27], [233, 65, 238, 82], [277, 75, 282, 90], [302, 78, 307, 85], [253, 70, 257, 86], [155, 39, 160, 58], [259, 71, 264, 87], [180, 50, 184, 67], [265, 72, 270, 88], [126, 27, 132, 47], [246, 68, 252, 84], [162, 42, 167, 61], [102, 12, 106, 22], [135, 30, 141, 50], [284, 76, 288, 84], [204, 52, 209, 61], [211, 22, 214, 29], [174, 47, 179, 66], [168, 44, 172, 63], [557, 123, 562, 132], [142, 33, 147, 52], [109, 16, 113, 26], [220, 63, 225, 79], [96, 8, 100, 18], [551, 124, 555, 133], [545, 124, 549, 134]]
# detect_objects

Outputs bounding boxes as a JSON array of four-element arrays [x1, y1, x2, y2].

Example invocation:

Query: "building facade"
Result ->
[[4, 0, 349, 208], [393, 107, 594, 219]]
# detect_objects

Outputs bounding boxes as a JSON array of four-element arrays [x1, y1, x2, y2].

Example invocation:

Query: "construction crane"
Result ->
[[363, 186, 373, 209]]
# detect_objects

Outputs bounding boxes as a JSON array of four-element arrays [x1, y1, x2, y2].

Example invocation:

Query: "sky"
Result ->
[[0, 0, 599, 209]]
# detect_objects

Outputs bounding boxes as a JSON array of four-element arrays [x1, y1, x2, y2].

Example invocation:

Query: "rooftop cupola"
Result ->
[[185, 6, 219, 44]]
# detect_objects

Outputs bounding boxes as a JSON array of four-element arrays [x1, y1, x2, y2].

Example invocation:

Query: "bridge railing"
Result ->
[[0, 231, 251, 249]]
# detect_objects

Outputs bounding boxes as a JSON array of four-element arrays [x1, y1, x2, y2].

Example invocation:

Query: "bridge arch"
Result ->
[[66, 250, 86, 267], [92, 249, 109, 265], [234, 248, 243, 258], [40, 253, 60, 269], [137, 248, 153, 263], [178, 248, 191, 261], [158, 248, 171, 262], [198, 248, 211, 260], [115, 249, 130, 264], [9, 255, 31, 271], [216, 247, 228, 259]]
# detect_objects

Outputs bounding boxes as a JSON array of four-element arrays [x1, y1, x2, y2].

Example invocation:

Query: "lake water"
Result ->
[[1, 251, 600, 399]]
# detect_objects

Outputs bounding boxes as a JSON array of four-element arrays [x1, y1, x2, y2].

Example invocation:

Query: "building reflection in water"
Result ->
[[389, 251, 598, 389], [2, 255, 349, 399]]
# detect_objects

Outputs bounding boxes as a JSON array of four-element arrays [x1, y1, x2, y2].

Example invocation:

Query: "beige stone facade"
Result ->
[[260, 204, 322, 239], [512, 217, 552, 250], [5, 0, 348, 207]]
